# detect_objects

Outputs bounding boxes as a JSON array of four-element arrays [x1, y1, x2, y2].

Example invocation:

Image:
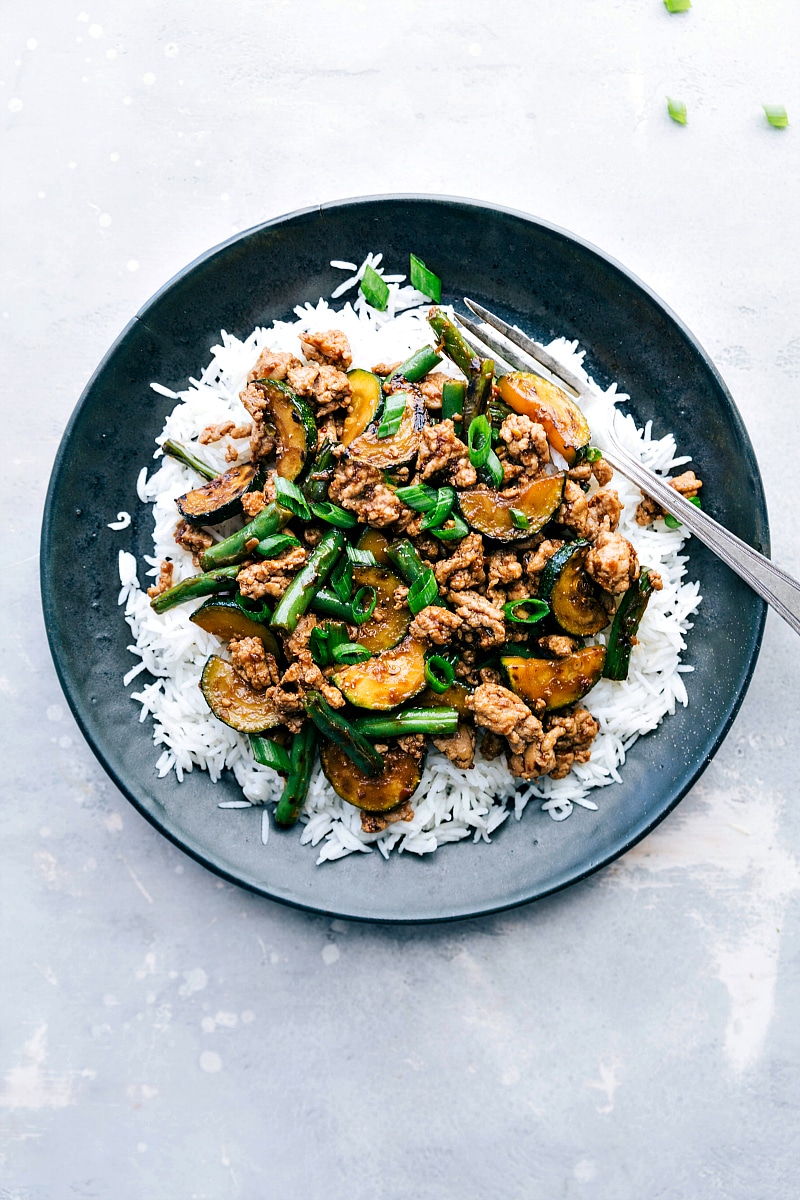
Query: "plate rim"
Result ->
[[40, 193, 769, 923]]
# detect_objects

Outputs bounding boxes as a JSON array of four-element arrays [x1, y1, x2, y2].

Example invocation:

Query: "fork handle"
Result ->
[[603, 447, 800, 637]]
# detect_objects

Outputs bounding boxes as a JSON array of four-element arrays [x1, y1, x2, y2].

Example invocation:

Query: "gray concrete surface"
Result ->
[[2, 3, 800, 1197]]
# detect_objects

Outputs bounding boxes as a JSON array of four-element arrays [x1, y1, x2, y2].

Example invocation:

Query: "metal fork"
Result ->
[[456, 298, 800, 637]]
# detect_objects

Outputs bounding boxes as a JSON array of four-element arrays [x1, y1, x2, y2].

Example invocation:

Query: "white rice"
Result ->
[[115, 255, 701, 863]]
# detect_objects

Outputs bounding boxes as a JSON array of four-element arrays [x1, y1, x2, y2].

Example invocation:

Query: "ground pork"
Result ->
[[229, 637, 281, 692], [486, 549, 524, 604], [260, 658, 345, 734], [635, 469, 703, 525], [453, 591, 506, 650], [198, 420, 252, 445], [247, 348, 302, 383], [499, 413, 550, 474], [328, 458, 409, 527], [557, 480, 621, 538], [417, 419, 477, 488], [239, 382, 279, 462], [545, 708, 599, 779], [397, 733, 427, 760], [286, 361, 351, 418], [522, 538, 564, 588], [147, 560, 174, 599], [360, 800, 414, 834], [584, 530, 639, 594], [236, 546, 309, 600], [299, 329, 352, 370], [432, 723, 476, 770], [174, 519, 213, 563], [469, 682, 551, 770], [282, 613, 321, 662], [433, 532, 486, 592], [408, 605, 463, 646], [538, 634, 579, 657], [371, 361, 401, 376], [417, 372, 451, 412]]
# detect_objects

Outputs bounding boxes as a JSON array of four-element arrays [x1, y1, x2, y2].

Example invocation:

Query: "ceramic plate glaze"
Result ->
[[41, 196, 769, 922]]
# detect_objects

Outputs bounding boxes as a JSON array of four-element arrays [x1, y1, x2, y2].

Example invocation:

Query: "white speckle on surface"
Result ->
[[27, 39, 38, 51], [137, 1142, 147, 1153], [98, 213, 111, 228], [214, 1011, 238, 1028], [40, 827, 51, 838], [134, 952, 156, 980], [269, 951, 279, 965], [220, 192, 230, 202], [201, 1017, 215, 1033], [127, 259, 139, 272], [38, 191, 46, 199], [240, 1010, 255, 1025], [77, 12, 89, 21], [46, 705, 63, 722], [103, 994, 119, 1008], [110, 151, 119, 161], [122, 96, 132, 106], [174, 864, 184, 875], [68, 160, 77, 169], [586, 1061, 622, 1114], [142, 72, 155, 85], [106, 48, 117, 60], [8, 98, 23, 113], [468, 42, 481, 56], [199, 1051, 222, 1074], [321, 944, 340, 965], [194, 158, 202, 166], [88, 24, 103, 39], [179, 968, 208, 996], [0, 1025, 76, 1110], [164, 43, 179, 58], [103, 812, 123, 833], [58, 736, 72, 749], [574, 1160, 597, 1182]]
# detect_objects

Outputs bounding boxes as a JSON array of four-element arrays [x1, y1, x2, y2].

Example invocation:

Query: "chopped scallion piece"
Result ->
[[509, 508, 530, 531], [308, 501, 358, 529], [420, 487, 455, 531], [424, 654, 456, 693], [479, 449, 504, 488], [249, 735, 292, 774], [584, 446, 603, 463], [331, 642, 372, 665], [441, 378, 466, 423], [255, 533, 302, 559], [330, 556, 353, 602], [360, 264, 389, 311], [346, 545, 378, 567], [664, 496, 702, 529], [503, 597, 550, 624], [395, 483, 439, 512], [274, 476, 311, 521], [467, 415, 492, 468], [350, 585, 378, 624], [432, 513, 469, 541], [667, 97, 687, 125], [407, 569, 438, 615], [235, 593, 271, 623], [663, 0, 691, 11], [376, 391, 408, 439], [409, 253, 442, 303], [309, 621, 349, 668], [763, 105, 789, 128]]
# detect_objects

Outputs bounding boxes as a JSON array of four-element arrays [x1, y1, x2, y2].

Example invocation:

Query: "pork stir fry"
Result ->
[[151, 307, 701, 832]]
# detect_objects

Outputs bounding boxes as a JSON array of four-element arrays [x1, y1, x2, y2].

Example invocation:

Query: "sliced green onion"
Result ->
[[330, 556, 353, 602], [376, 391, 408, 439], [360, 264, 389, 311], [346, 545, 378, 567], [407, 569, 438, 615], [503, 597, 550, 624], [424, 654, 456, 693], [308, 501, 358, 529], [667, 97, 687, 125], [309, 621, 349, 668], [409, 253, 442, 303], [420, 487, 455, 531], [432, 513, 469, 542], [467, 415, 492, 468], [255, 533, 302, 558], [480, 449, 504, 488], [509, 508, 530, 531], [763, 105, 789, 129], [331, 642, 372, 665], [386, 539, 426, 585], [583, 446, 603, 463], [387, 345, 442, 384], [275, 476, 311, 521], [161, 438, 217, 480], [664, 496, 702, 529], [441, 379, 466, 423], [250, 735, 292, 774], [235, 593, 272, 623], [350, 585, 377, 624], [395, 483, 438, 512], [663, 0, 690, 11], [310, 588, 353, 622]]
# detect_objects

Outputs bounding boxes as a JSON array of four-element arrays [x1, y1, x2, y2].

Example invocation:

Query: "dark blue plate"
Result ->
[[40, 196, 768, 922]]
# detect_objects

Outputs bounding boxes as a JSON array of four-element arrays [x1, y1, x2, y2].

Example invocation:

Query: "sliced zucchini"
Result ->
[[539, 541, 609, 636], [320, 740, 423, 813], [348, 393, 426, 469], [199, 655, 280, 733], [497, 371, 591, 465], [458, 473, 565, 541], [352, 564, 410, 653], [355, 527, 392, 566], [331, 636, 427, 710], [342, 369, 382, 447], [190, 596, 281, 657], [416, 681, 472, 718], [176, 462, 261, 525], [252, 377, 317, 480], [501, 647, 606, 711]]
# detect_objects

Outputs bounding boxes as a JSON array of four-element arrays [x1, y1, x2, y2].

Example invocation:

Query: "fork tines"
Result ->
[[462, 297, 585, 399]]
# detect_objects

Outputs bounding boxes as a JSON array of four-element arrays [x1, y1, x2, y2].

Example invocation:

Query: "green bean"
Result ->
[[427, 308, 481, 378], [385, 345, 442, 386], [274, 722, 318, 828], [352, 708, 459, 739], [161, 439, 217, 481], [149, 567, 239, 614], [304, 691, 384, 777], [199, 502, 292, 570], [603, 569, 656, 681], [270, 528, 344, 633], [463, 357, 495, 429]]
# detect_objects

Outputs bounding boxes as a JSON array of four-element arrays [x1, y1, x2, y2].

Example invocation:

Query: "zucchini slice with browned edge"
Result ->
[[352, 564, 410, 653], [416, 681, 472, 717], [176, 461, 262, 525], [190, 596, 281, 658], [348, 393, 427, 469], [342, 369, 382, 447], [355, 527, 391, 565], [331, 636, 427, 709], [539, 541, 609, 636], [252, 377, 317, 480], [497, 372, 591, 465], [458, 473, 565, 541], [320, 740, 424, 813], [200, 655, 280, 733], [502, 646, 606, 711]]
